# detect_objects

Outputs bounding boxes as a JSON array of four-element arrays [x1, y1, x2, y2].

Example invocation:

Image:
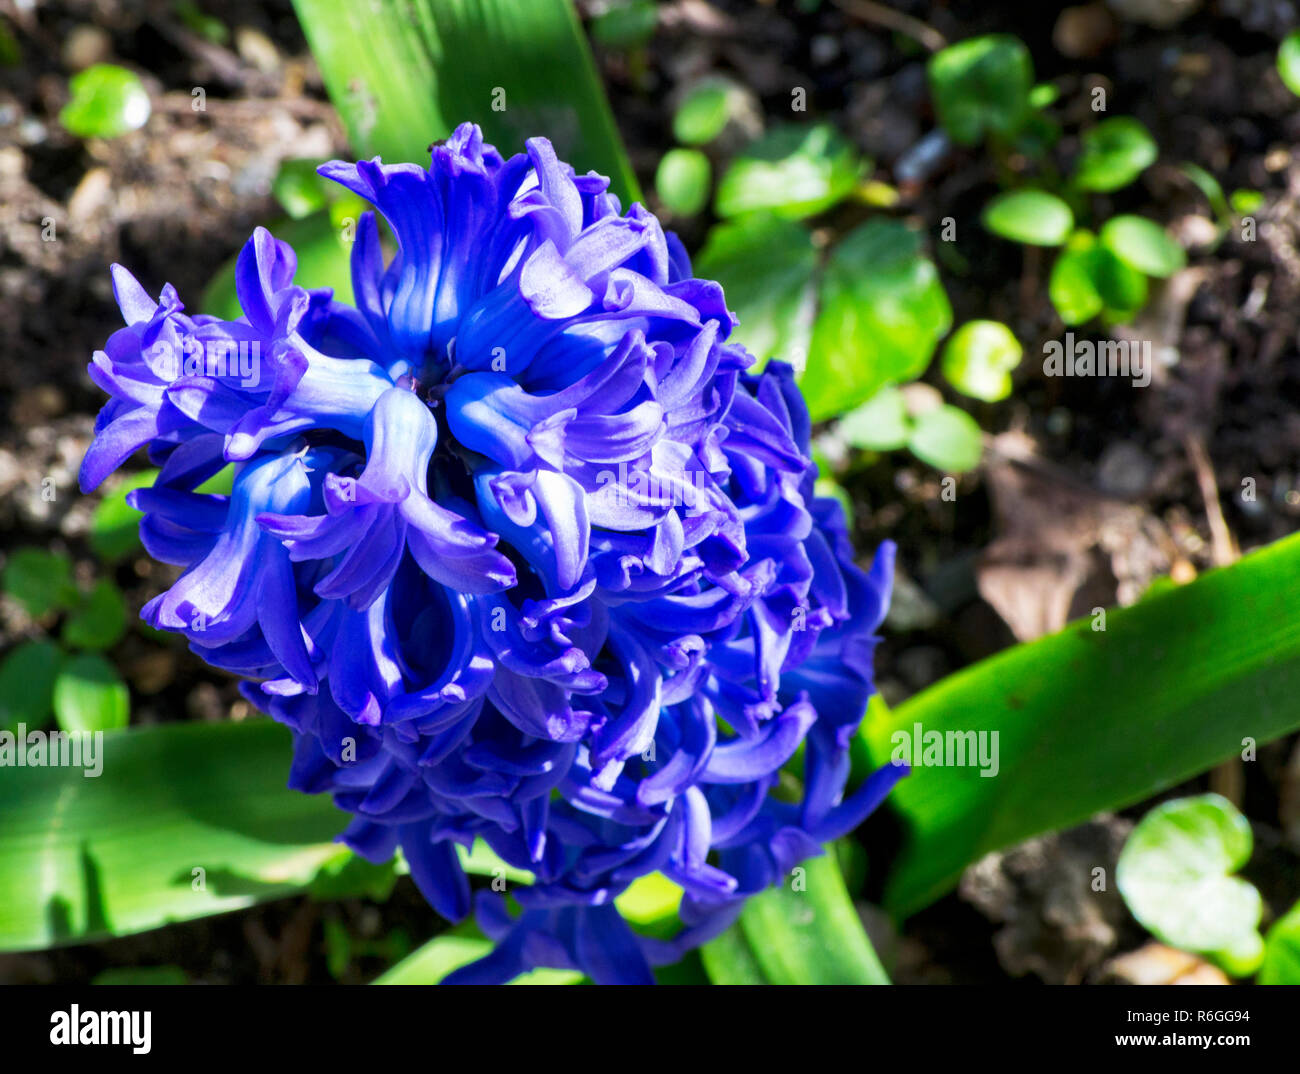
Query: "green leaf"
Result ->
[[863, 532, 1300, 917], [907, 404, 983, 473], [1230, 189, 1264, 215], [694, 216, 817, 367], [1278, 30, 1300, 96], [1117, 794, 1264, 976], [0, 641, 63, 733], [52, 652, 129, 734], [804, 219, 951, 421], [0, 719, 356, 952], [1180, 162, 1230, 221], [927, 34, 1032, 146], [1049, 231, 1148, 325], [202, 211, 355, 319], [673, 77, 737, 145], [1073, 117, 1157, 192], [59, 64, 151, 139], [373, 931, 582, 984], [714, 123, 864, 220], [940, 320, 1022, 402], [589, 0, 657, 51], [90, 469, 159, 563], [655, 148, 711, 216], [291, 0, 639, 206], [1100, 215, 1187, 278], [982, 189, 1073, 246], [701, 853, 888, 984], [61, 580, 128, 651], [837, 386, 911, 452], [3, 548, 78, 618], [1259, 899, 1300, 985], [273, 159, 332, 219]]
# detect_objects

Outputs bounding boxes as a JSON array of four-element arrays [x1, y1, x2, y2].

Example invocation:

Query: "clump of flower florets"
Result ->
[[81, 123, 903, 984]]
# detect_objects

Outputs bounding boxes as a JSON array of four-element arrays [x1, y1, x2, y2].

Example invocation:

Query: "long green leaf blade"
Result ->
[[0, 720, 348, 951], [291, 0, 639, 203], [866, 533, 1300, 917], [701, 852, 889, 984]]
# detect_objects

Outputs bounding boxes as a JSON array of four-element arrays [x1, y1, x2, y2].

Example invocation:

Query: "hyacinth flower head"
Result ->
[[81, 122, 905, 984]]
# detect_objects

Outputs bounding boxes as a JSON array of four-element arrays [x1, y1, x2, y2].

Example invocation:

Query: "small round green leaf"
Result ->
[[927, 34, 1033, 146], [1073, 116, 1157, 192], [0, 640, 63, 732], [52, 651, 130, 735], [3, 548, 78, 618], [62, 579, 128, 651], [1100, 214, 1187, 278], [59, 64, 151, 139], [940, 320, 1022, 402], [655, 148, 711, 216], [907, 404, 983, 473], [672, 78, 736, 145], [715, 123, 864, 220], [1117, 793, 1265, 977], [982, 190, 1073, 246], [590, 0, 657, 49], [1278, 31, 1300, 96], [804, 219, 951, 421], [837, 386, 911, 452]]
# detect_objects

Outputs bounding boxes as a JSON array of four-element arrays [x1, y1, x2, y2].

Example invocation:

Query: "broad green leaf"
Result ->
[[3, 548, 78, 618], [373, 931, 582, 984], [694, 216, 817, 367], [1100, 215, 1187, 278], [1278, 31, 1300, 96], [0, 640, 63, 733], [202, 211, 355, 319], [59, 64, 150, 139], [982, 190, 1073, 246], [61, 579, 128, 651], [1073, 117, 1157, 192], [655, 148, 711, 216], [940, 320, 1022, 402], [864, 532, 1300, 917], [52, 652, 129, 734], [838, 386, 911, 452], [714, 123, 864, 220], [90, 469, 158, 562], [1259, 899, 1300, 985], [804, 219, 951, 421], [927, 34, 1032, 146], [907, 404, 983, 473], [291, 0, 639, 205], [701, 853, 888, 985], [0, 719, 354, 951], [673, 77, 737, 145], [1117, 794, 1264, 976]]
